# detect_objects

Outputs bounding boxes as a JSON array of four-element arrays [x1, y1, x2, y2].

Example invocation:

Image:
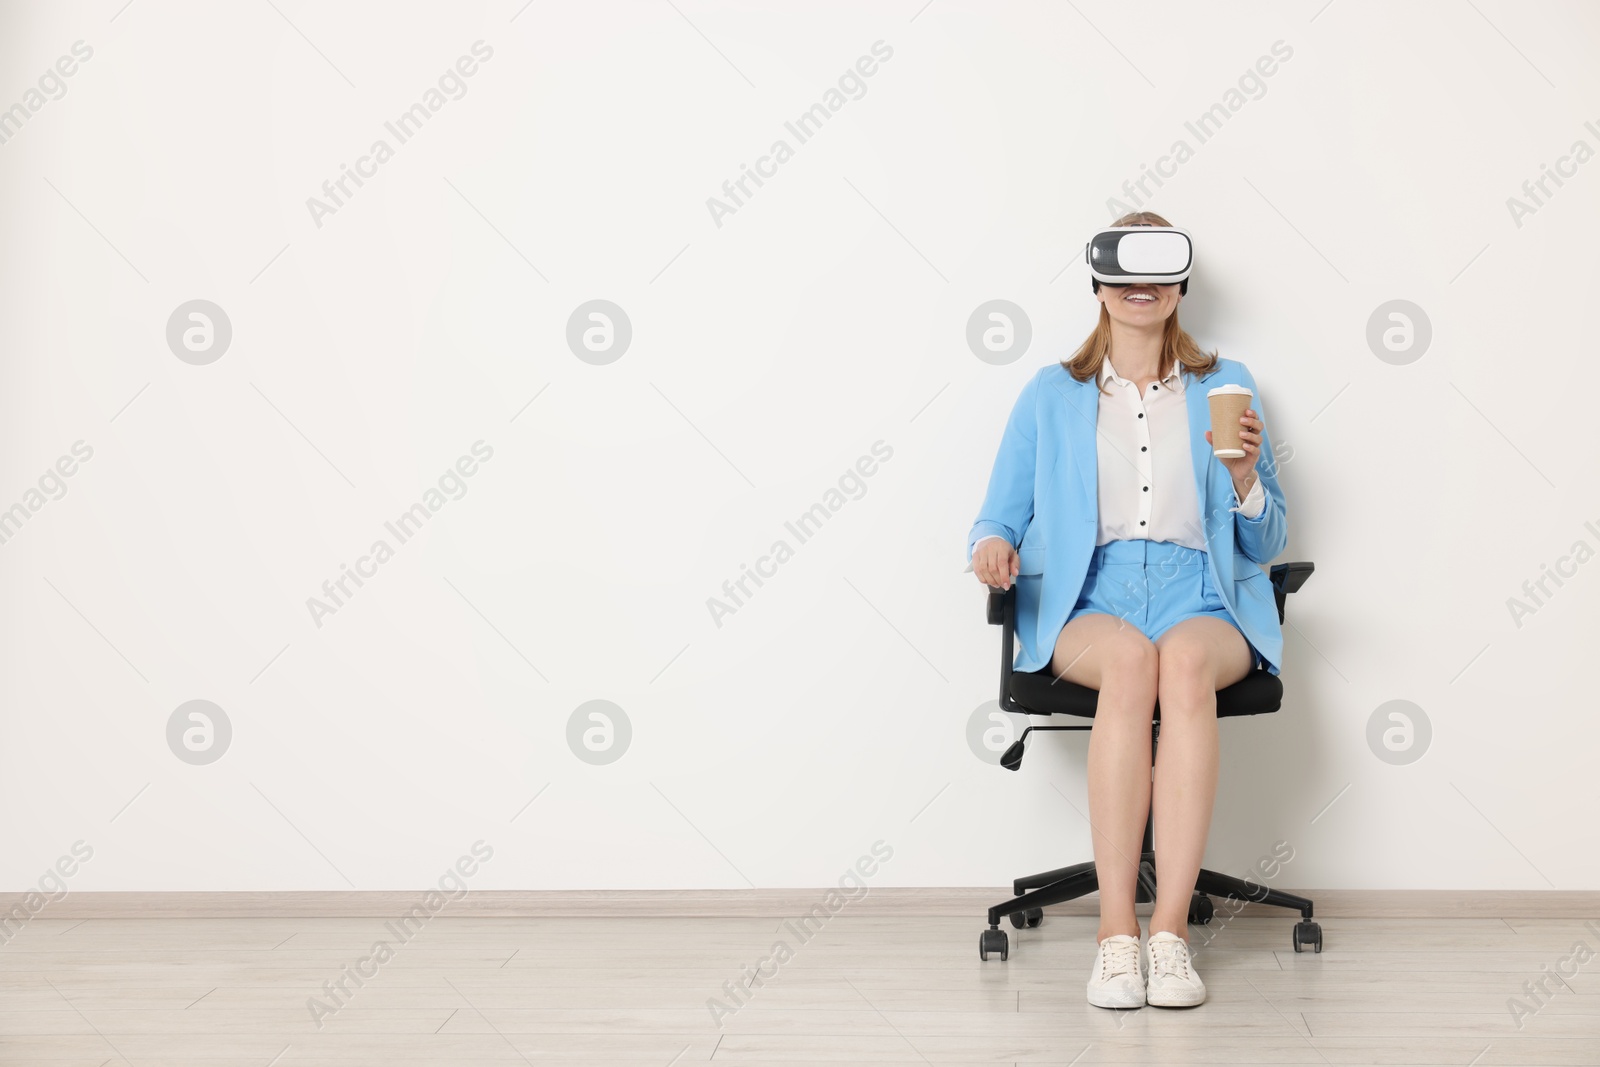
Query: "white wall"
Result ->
[[2, 0, 1596, 895]]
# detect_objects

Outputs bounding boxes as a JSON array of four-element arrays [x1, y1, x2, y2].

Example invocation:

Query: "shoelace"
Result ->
[[1100, 937, 1141, 981], [1148, 936, 1191, 981]]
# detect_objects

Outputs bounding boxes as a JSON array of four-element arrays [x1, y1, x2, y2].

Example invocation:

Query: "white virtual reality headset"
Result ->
[[1085, 226, 1193, 295]]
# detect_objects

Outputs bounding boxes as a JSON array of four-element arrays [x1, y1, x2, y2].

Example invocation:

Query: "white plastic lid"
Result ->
[[1207, 384, 1252, 397]]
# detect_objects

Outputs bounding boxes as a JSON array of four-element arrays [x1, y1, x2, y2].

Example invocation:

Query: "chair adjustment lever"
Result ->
[[1000, 723, 1093, 772]]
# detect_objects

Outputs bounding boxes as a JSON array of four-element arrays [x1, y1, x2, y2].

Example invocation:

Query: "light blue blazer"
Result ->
[[966, 357, 1287, 676]]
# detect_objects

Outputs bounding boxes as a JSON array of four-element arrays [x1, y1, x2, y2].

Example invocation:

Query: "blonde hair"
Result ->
[[1063, 210, 1219, 391]]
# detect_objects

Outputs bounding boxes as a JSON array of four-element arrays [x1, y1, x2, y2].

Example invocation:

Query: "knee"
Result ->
[[1101, 634, 1158, 687], [1157, 638, 1212, 694]]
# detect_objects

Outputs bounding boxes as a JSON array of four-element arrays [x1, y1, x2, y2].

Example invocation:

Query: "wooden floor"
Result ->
[[2, 910, 1597, 1065]]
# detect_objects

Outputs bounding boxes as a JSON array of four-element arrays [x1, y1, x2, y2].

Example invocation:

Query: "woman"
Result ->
[[967, 211, 1286, 1009]]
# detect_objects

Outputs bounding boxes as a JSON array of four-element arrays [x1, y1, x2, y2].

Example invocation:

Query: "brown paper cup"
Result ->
[[1207, 385, 1253, 458]]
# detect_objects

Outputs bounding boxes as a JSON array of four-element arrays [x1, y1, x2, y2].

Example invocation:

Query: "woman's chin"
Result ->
[[1109, 310, 1168, 327]]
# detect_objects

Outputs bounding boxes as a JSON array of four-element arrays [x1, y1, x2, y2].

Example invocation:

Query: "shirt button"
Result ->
[[1141, 446, 1147, 452], [1139, 520, 1146, 526], [1143, 486, 1149, 491], [1137, 413, 1144, 419]]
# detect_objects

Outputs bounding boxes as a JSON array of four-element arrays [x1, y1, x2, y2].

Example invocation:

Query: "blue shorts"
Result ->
[[1065, 538, 1262, 671]]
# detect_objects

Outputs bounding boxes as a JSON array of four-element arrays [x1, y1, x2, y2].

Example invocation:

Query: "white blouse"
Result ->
[[976, 358, 1264, 556]]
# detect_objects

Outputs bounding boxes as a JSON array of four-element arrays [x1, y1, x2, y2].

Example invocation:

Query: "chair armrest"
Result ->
[[1269, 561, 1315, 624], [984, 584, 1018, 711], [986, 584, 1010, 625]]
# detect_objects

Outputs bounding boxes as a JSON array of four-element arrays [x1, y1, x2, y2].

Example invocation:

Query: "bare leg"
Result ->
[[1050, 613, 1159, 944], [1148, 616, 1254, 940]]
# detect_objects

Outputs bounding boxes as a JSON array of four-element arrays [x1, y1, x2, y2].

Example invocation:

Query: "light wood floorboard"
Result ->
[[0, 911, 1596, 1064]]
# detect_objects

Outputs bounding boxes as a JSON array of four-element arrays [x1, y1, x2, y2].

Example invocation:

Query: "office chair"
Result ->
[[977, 561, 1321, 962]]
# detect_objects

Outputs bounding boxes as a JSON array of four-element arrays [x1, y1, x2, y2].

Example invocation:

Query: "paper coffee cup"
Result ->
[[1207, 385, 1253, 459]]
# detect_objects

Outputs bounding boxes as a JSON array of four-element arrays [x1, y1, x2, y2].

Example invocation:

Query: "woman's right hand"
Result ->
[[973, 538, 1020, 590]]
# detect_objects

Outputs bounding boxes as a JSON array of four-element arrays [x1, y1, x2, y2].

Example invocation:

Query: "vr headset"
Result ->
[[1085, 226, 1193, 296]]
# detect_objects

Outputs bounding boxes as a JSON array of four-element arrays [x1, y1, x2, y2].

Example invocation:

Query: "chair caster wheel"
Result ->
[[1293, 920, 1322, 953], [1008, 908, 1043, 930], [1187, 894, 1214, 926], [979, 928, 1009, 961]]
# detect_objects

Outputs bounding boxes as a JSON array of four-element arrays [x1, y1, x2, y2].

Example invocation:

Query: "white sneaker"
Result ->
[[1086, 933, 1145, 1009], [1145, 930, 1206, 1007]]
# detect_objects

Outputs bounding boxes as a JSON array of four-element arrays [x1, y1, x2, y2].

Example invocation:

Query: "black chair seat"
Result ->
[[1008, 666, 1283, 719]]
